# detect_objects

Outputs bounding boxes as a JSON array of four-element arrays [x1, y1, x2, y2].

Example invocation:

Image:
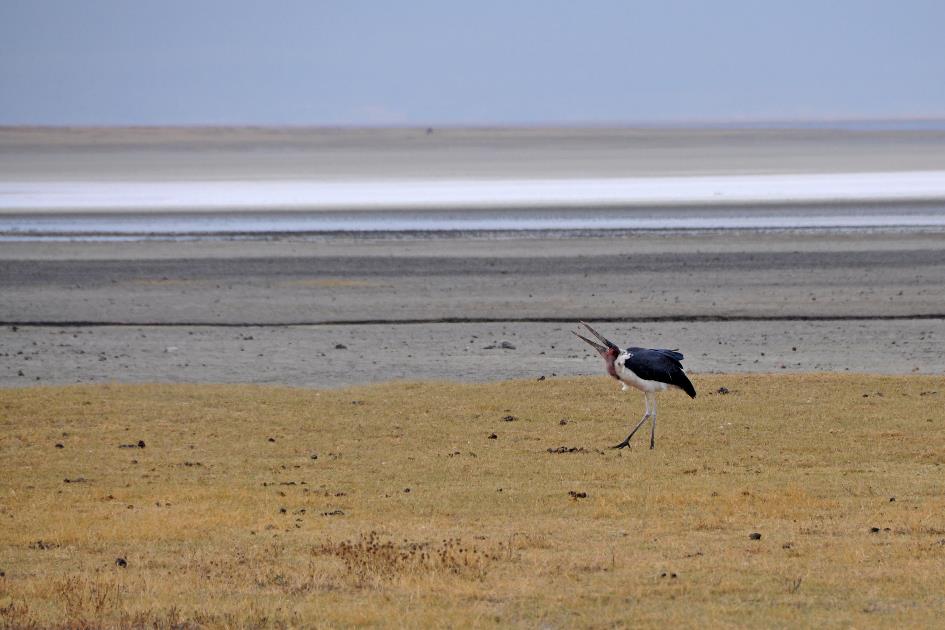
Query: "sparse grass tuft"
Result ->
[[314, 531, 498, 587]]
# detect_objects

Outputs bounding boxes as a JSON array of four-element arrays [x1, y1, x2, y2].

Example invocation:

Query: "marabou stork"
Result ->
[[573, 321, 696, 449]]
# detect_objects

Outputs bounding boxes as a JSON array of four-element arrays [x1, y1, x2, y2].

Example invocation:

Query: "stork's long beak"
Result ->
[[571, 321, 618, 356]]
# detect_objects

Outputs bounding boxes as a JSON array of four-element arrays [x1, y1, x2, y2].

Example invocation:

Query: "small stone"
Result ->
[[403, 488, 410, 493], [559, 419, 568, 425], [55, 443, 64, 449], [488, 433, 497, 439], [115, 558, 127, 568], [889, 497, 896, 502], [310, 454, 318, 460], [502, 415, 516, 422], [268, 437, 276, 442], [870, 527, 880, 533], [499, 341, 516, 350], [748, 532, 762, 540], [279, 507, 287, 514], [568, 491, 587, 499], [137, 440, 145, 448], [334, 343, 347, 350], [717, 387, 730, 395]]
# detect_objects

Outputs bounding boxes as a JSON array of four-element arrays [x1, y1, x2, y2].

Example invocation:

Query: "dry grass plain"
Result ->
[[2, 374, 945, 628]]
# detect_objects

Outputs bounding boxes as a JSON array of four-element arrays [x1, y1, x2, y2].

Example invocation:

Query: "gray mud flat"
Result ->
[[2, 319, 942, 388], [1, 230, 944, 387], [3, 231, 945, 325]]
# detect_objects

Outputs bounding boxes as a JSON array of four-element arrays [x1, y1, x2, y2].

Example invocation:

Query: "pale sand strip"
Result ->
[[4, 127, 945, 181]]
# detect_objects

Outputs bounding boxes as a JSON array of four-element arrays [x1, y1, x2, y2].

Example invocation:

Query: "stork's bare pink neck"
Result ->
[[605, 354, 618, 379]]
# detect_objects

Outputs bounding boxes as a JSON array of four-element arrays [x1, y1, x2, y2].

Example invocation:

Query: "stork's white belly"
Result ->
[[615, 362, 669, 393]]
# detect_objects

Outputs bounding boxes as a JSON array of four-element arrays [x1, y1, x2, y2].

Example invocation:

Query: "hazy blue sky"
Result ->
[[2, 1, 944, 125]]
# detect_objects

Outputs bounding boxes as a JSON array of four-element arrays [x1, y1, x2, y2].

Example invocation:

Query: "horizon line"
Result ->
[[3, 115, 945, 132]]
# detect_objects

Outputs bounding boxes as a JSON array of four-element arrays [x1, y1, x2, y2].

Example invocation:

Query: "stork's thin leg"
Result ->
[[649, 393, 658, 449], [614, 394, 650, 449]]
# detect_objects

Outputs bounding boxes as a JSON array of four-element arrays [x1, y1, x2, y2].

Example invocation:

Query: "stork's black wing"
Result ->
[[624, 347, 696, 398], [652, 348, 684, 361]]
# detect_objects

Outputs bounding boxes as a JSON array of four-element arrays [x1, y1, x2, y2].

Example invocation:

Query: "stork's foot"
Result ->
[[612, 440, 630, 450], [649, 442, 655, 450]]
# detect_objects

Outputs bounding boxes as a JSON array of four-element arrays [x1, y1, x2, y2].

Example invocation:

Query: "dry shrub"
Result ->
[[52, 576, 124, 626], [116, 606, 201, 630], [314, 531, 499, 586], [0, 600, 40, 630]]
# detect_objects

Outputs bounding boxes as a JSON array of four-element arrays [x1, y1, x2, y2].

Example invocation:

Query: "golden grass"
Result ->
[[1, 374, 945, 628]]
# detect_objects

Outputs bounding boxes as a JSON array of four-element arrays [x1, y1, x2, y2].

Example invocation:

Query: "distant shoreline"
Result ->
[[4, 126, 944, 239], [3, 170, 945, 243]]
